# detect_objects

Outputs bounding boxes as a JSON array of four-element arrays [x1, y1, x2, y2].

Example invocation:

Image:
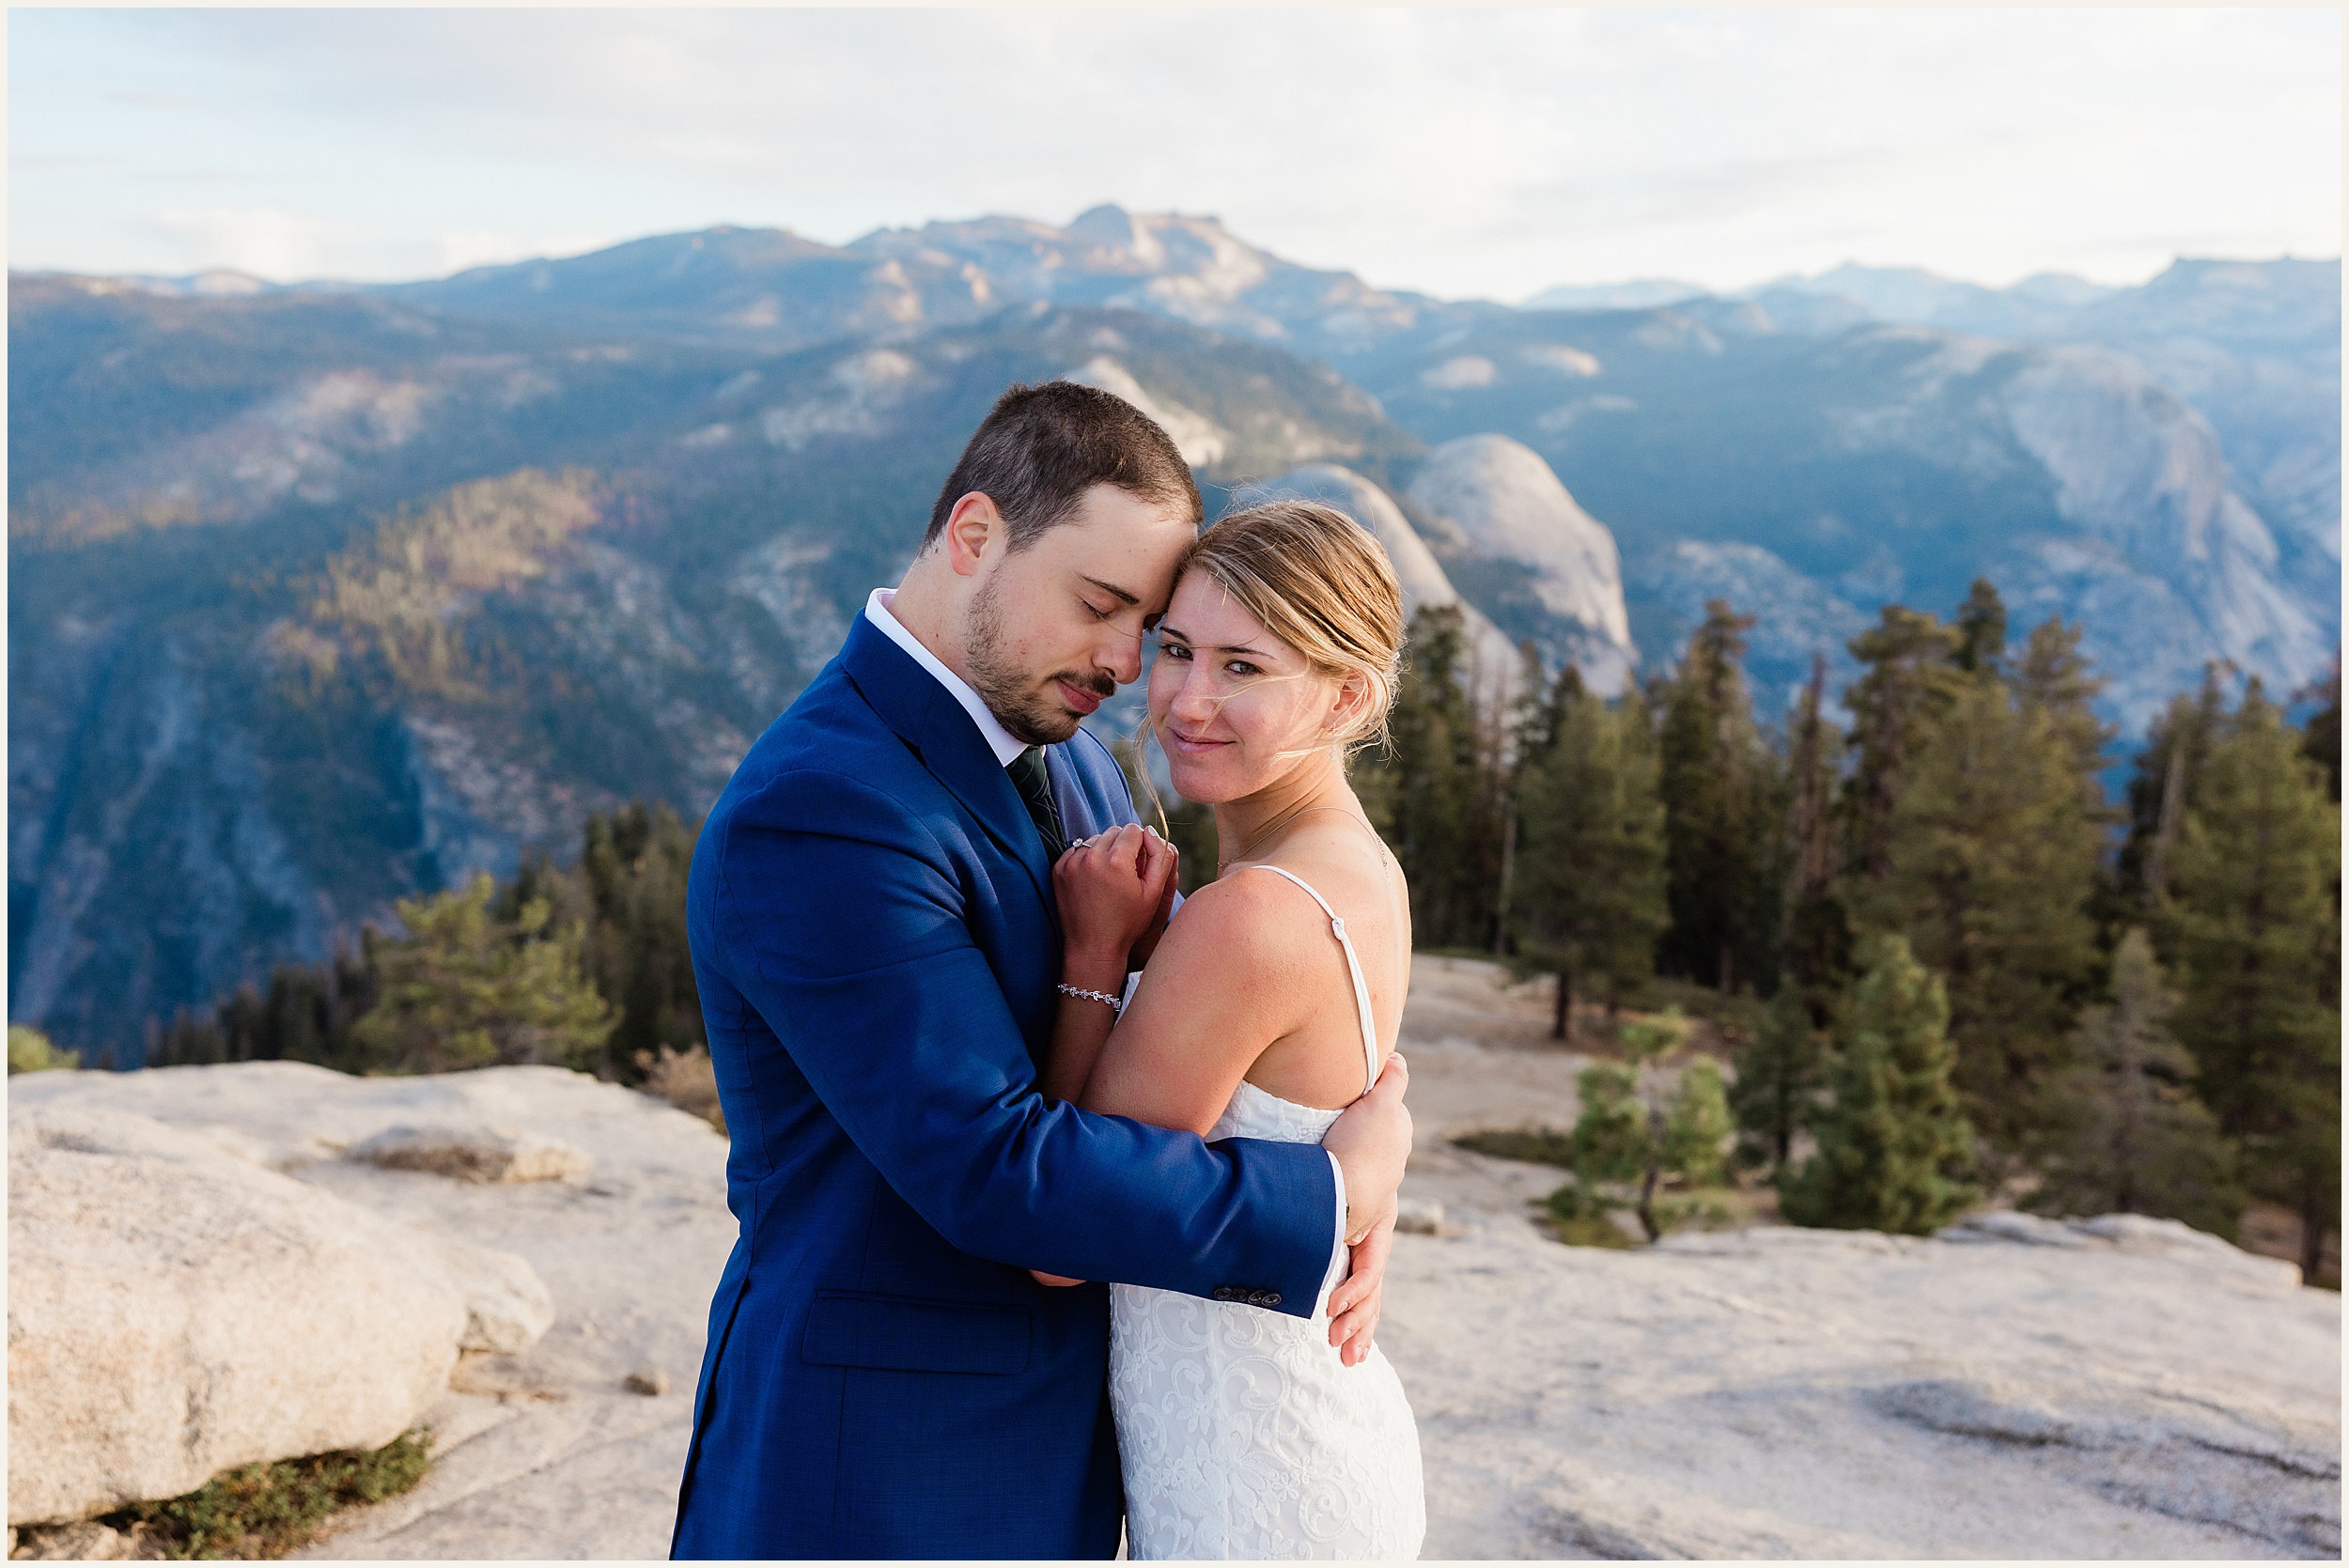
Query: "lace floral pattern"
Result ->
[[1112, 1080, 1426, 1560]]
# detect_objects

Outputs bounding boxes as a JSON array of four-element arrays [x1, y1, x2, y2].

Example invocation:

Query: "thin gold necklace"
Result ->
[[1221, 801, 1382, 872]]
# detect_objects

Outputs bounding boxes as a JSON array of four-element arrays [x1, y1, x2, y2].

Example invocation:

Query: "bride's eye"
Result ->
[[1159, 642, 1192, 660], [1225, 660, 1261, 677]]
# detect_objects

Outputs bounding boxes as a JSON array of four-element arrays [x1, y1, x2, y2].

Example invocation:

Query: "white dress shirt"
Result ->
[[865, 588, 1028, 768], [860, 588, 1353, 1291]]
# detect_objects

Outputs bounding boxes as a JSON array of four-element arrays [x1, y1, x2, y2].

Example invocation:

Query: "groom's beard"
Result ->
[[966, 575, 1115, 747]]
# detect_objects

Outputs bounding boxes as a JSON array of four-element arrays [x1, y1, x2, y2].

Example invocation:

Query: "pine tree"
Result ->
[[1780, 654, 1851, 1010], [1730, 983, 1828, 1168], [2029, 929, 2245, 1238], [2119, 666, 2228, 908], [2014, 617, 2114, 802], [1568, 1011, 1732, 1240], [1780, 936, 1978, 1234], [146, 800, 696, 1081], [2166, 685, 2341, 1283], [2300, 653, 2341, 804], [1952, 577, 2008, 675], [1841, 605, 1964, 882], [572, 801, 703, 1080], [1657, 600, 1778, 991], [1368, 605, 1506, 948], [1842, 601, 2104, 1158], [148, 938, 379, 1072], [351, 873, 614, 1075], [1510, 670, 1669, 1039]]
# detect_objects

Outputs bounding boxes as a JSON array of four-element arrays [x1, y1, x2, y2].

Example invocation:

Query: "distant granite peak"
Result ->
[[1404, 435, 1637, 693]]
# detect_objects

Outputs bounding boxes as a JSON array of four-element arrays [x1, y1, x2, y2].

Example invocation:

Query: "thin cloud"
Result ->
[[8, 8, 2339, 293]]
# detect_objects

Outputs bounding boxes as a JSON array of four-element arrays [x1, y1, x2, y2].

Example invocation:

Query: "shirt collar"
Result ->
[[863, 588, 1030, 768]]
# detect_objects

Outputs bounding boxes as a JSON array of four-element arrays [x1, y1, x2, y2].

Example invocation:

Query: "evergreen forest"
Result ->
[[123, 582, 2341, 1281]]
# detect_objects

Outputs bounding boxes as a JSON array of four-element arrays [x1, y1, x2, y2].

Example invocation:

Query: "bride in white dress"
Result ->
[[1035, 500, 1426, 1560]]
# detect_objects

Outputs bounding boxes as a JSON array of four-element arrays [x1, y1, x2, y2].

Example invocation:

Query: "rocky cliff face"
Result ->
[[8, 291, 1416, 1054], [1404, 435, 1638, 694], [1372, 304, 2332, 722]]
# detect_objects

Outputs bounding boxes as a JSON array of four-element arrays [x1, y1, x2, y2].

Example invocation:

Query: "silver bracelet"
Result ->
[[1057, 983, 1122, 1013]]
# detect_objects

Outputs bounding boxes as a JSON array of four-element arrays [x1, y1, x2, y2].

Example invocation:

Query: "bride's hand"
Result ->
[[1054, 824, 1178, 968]]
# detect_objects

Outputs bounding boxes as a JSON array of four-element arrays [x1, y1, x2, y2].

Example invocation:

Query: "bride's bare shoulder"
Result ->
[[1154, 869, 1325, 980], [1170, 867, 1309, 934]]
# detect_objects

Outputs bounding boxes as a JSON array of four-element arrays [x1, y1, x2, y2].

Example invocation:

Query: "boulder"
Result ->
[[433, 1239, 557, 1355], [8, 1519, 150, 1560], [5, 1105, 549, 1528], [344, 1125, 592, 1185], [1394, 1196, 1447, 1235]]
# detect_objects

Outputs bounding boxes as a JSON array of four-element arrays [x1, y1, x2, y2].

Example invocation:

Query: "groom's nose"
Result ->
[[1097, 622, 1145, 687]]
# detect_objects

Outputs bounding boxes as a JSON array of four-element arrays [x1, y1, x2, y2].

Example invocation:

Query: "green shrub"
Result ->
[[8, 1024, 79, 1074], [1452, 1125, 1576, 1167], [1540, 1182, 1637, 1249], [104, 1429, 430, 1560]]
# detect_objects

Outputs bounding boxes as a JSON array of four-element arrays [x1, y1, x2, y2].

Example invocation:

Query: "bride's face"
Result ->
[[1146, 571, 1350, 803]]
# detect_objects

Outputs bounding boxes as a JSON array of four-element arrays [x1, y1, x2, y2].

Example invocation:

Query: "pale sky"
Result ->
[[8, 8, 2341, 301]]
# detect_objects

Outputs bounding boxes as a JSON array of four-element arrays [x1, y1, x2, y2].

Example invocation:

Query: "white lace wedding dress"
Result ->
[[1110, 865, 1426, 1560]]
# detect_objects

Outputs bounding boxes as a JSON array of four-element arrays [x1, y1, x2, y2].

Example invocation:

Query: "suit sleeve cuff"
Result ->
[[1328, 1151, 1346, 1251]]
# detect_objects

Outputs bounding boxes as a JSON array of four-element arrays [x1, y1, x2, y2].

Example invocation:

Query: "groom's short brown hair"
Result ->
[[924, 380, 1202, 552]]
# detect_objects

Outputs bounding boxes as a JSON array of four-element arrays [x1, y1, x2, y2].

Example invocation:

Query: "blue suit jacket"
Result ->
[[670, 614, 1338, 1560]]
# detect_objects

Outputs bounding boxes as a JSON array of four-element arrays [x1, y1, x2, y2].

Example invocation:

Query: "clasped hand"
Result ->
[[1052, 822, 1179, 967]]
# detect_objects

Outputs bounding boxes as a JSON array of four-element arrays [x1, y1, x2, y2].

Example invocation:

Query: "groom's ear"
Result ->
[[941, 492, 1006, 577]]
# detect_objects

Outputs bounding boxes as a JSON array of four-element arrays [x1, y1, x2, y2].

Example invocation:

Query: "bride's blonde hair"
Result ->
[[1173, 499, 1407, 754]]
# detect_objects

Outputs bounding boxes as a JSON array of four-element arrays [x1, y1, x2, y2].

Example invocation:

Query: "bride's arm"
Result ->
[[1070, 871, 1311, 1131], [1042, 850, 1401, 1366]]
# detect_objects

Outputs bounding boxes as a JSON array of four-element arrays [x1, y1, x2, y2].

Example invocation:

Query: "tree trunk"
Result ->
[[1636, 1162, 1661, 1242], [1492, 800, 1518, 955], [2144, 738, 2187, 903], [1552, 968, 1572, 1042], [2301, 1173, 2330, 1286]]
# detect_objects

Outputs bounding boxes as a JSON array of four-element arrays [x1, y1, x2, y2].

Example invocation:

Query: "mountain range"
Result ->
[[8, 206, 2338, 1054]]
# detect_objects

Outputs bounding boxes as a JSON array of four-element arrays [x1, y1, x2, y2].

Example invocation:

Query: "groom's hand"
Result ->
[[1324, 1052, 1410, 1246], [1327, 1203, 1393, 1366]]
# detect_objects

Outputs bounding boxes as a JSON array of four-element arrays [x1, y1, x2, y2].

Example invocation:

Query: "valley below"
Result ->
[[8, 213, 2340, 1056]]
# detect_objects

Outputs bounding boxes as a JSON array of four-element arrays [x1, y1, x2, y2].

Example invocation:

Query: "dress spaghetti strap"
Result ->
[[1240, 864, 1383, 1096]]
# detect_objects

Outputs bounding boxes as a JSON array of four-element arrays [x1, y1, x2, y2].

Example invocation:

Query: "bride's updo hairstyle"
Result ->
[[1173, 500, 1407, 753]]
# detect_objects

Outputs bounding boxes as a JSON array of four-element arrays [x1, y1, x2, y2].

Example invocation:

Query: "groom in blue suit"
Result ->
[[671, 382, 1413, 1559]]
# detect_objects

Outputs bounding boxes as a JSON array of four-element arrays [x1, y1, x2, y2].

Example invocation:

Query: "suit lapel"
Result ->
[[839, 617, 1060, 930]]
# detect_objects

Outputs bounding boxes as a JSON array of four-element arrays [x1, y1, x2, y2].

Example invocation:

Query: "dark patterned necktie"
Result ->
[[1008, 746, 1066, 858]]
